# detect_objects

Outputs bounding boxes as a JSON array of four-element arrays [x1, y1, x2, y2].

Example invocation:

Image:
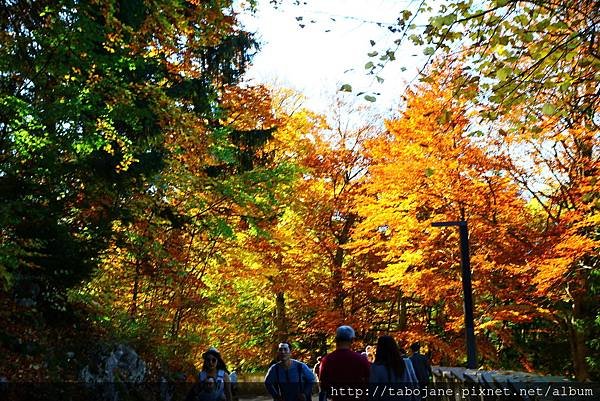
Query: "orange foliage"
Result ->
[[350, 67, 541, 366]]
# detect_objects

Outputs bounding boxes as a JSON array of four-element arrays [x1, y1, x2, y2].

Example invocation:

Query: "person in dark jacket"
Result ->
[[318, 326, 370, 401], [408, 342, 432, 387]]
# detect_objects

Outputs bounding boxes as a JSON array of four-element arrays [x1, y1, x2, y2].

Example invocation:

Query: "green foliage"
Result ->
[[0, 0, 279, 380], [0, 0, 257, 309], [414, 0, 599, 133]]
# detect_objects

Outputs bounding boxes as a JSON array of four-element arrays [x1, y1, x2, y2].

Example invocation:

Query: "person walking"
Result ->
[[187, 347, 233, 401], [265, 342, 315, 401], [398, 347, 418, 386], [408, 342, 432, 388], [318, 326, 370, 401], [369, 336, 413, 401]]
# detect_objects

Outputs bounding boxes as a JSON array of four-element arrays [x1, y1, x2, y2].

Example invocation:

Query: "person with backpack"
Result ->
[[188, 347, 233, 401], [265, 342, 315, 401]]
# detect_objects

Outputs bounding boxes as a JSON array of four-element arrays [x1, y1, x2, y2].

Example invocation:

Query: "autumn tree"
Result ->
[[206, 90, 389, 364], [351, 69, 550, 367], [265, 95, 388, 351], [211, 88, 329, 364], [419, 0, 599, 380], [486, 95, 600, 380], [365, 0, 600, 379]]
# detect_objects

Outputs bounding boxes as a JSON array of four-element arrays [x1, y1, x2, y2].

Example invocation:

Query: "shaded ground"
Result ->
[[239, 396, 272, 401]]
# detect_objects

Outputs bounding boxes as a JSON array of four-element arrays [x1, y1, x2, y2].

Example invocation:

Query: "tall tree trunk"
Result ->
[[398, 292, 407, 330], [386, 296, 397, 332], [171, 307, 182, 339], [275, 291, 287, 343], [332, 251, 345, 311], [331, 215, 356, 312], [568, 294, 590, 381]]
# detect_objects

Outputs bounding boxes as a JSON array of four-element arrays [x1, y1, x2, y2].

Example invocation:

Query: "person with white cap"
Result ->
[[264, 342, 315, 401], [318, 326, 370, 401]]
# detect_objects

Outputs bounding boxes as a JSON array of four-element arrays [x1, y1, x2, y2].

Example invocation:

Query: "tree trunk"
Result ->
[[331, 215, 356, 312], [170, 307, 182, 338], [398, 293, 407, 330], [275, 291, 287, 343], [332, 257, 344, 311], [567, 295, 590, 381]]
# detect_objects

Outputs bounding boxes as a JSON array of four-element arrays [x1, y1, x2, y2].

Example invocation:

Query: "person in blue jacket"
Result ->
[[265, 342, 315, 401]]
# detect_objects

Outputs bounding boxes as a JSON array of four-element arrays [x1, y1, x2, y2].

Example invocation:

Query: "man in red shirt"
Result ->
[[318, 326, 370, 401]]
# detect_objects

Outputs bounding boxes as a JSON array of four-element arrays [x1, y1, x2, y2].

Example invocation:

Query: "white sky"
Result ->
[[235, 0, 433, 115]]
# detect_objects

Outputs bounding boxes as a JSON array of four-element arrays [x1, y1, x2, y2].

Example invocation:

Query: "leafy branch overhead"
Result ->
[[401, 0, 599, 132]]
